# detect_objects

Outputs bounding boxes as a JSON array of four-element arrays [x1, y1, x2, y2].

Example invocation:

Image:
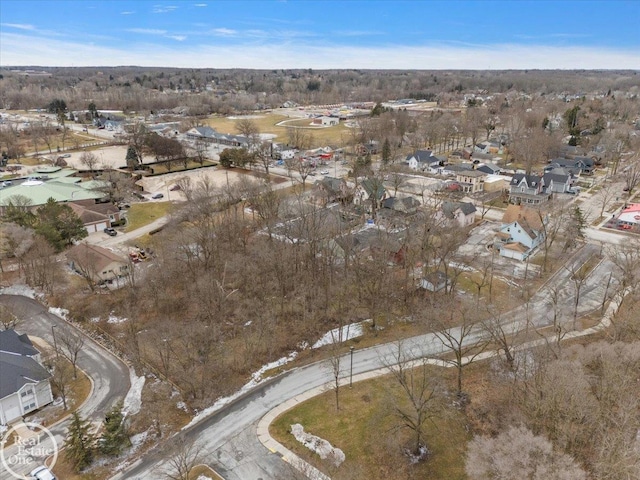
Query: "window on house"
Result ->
[[20, 389, 33, 397], [24, 402, 36, 412]]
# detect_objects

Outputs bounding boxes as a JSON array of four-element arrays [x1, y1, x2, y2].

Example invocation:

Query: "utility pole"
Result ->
[[349, 346, 354, 388], [51, 325, 59, 360]]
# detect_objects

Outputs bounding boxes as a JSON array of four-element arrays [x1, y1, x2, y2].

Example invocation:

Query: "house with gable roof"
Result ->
[[0, 329, 54, 425], [438, 201, 477, 227], [495, 205, 545, 261], [406, 149, 443, 172], [508, 173, 551, 205]]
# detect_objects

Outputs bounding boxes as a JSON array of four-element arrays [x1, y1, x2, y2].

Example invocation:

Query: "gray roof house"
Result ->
[[439, 201, 477, 227], [0, 330, 54, 425], [406, 150, 443, 171], [508, 173, 551, 205], [548, 157, 594, 175]]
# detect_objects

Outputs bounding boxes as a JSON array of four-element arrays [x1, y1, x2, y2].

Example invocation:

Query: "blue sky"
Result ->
[[1, 0, 639, 68]]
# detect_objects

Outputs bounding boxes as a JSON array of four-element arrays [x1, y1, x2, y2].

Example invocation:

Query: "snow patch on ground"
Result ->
[[48, 307, 69, 319], [196, 476, 213, 480], [0, 284, 36, 298], [122, 369, 145, 416], [290, 424, 345, 466], [107, 313, 128, 324], [176, 401, 188, 412], [312, 321, 369, 349], [183, 351, 298, 430]]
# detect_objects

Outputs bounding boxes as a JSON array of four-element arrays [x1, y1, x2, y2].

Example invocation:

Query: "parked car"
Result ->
[[104, 227, 117, 236], [320, 170, 330, 175], [151, 193, 164, 199], [30, 466, 56, 480], [2, 180, 12, 187], [61, 154, 71, 158], [618, 224, 632, 230]]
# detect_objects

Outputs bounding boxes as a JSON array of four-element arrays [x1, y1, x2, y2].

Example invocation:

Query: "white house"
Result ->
[[439, 201, 477, 227], [406, 150, 442, 172], [0, 330, 53, 425], [495, 205, 545, 261]]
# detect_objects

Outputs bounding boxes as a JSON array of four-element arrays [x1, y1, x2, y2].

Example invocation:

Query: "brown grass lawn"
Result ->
[[271, 369, 470, 480], [204, 113, 349, 148], [125, 202, 173, 232]]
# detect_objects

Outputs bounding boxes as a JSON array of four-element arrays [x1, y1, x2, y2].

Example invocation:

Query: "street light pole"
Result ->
[[51, 325, 59, 360], [349, 346, 354, 388]]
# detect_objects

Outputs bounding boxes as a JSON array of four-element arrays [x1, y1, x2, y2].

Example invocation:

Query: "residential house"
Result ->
[[439, 201, 477, 227], [495, 205, 545, 261], [547, 157, 595, 175], [67, 243, 130, 285], [381, 196, 421, 215], [441, 164, 473, 177], [68, 202, 124, 234], [508, 173, 551, 205], [456, 170, 486, 193], [331, 227, 406, 265], [406, 149, 442, 172], [475, 162, 502, 175], [0, 329, 54, 425], [542, 168, 575, 194], [419, 271, 448, 292], [474, 140, 501, 155], [312, 177, 353, 206], [354, 178, 388, 212], [355, 141, 379, 156]]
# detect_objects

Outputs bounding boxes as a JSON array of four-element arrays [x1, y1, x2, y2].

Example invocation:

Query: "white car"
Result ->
[[320, 170, 330, 175], [30, 466, 56, 480]]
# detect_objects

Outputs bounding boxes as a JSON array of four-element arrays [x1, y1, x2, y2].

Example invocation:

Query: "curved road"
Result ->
[[0, 294, 130, 480], [116, 243, 614, 480]]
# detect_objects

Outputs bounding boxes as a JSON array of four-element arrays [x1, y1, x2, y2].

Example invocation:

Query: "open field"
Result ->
[[125, 202, 173, 231], [204, 113, 349, 147]]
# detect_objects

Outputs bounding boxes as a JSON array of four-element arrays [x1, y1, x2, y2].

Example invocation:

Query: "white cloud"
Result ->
[[166, 35, 187, 41], [1, 32, 640, 70], [121, 11, 135, 15], [211, 28, 237, 37], [153, 5, 178, 14], [127, 28, 168, 35], [1, 23, 35, 30], [193, 3, 207, 6]]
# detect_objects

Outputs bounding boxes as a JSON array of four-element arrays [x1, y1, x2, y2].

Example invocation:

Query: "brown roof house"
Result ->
[[68, 202, 124, 234], [495, 205, 545, 261], [67, 243, 130, 285]]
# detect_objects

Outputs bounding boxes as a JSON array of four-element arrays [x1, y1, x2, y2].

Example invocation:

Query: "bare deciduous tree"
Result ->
[[57, 328, 85, 379], [163, 439, 204, 480], [466, 425, 587, 480]]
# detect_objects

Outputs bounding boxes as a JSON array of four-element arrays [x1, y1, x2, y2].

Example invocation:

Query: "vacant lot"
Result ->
[[205, 113, 348, 147], [271, 368, 469, 480], [125, 202, 173, 231]]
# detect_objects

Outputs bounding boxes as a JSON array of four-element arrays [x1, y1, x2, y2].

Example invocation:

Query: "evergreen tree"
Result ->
[[99, 402, 130, 456], [64, 412, 95, 472], [381, 138, 391, 165], [125, 145, 140, 170], [35, 198, 88, 251]]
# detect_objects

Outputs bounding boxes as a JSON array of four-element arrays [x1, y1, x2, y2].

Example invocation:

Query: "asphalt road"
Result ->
[[0, 295, 130, 480], [116, 243, 614, 480]]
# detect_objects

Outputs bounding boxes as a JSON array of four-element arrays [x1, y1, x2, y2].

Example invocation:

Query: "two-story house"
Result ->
[[0, 330, 54, 425], [508, 173, 551, 205], [456, 170, 487, 193], [495, 205, 545, 261]]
